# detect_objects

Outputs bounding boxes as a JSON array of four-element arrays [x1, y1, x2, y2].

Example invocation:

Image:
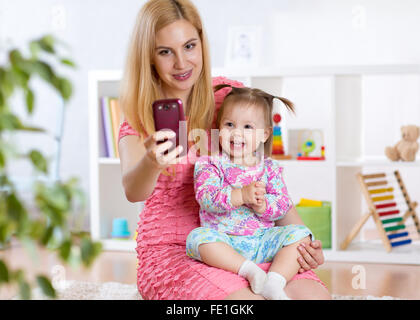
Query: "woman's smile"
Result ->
[[173, 69, 193, 81]]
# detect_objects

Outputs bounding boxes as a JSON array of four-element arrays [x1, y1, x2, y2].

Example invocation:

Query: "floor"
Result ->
[[1, 242, 420, 300]]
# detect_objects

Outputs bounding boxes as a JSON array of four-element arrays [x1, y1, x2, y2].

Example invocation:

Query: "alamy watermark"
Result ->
[[351, 264, 366, 290], [155, 122, 267, 166]]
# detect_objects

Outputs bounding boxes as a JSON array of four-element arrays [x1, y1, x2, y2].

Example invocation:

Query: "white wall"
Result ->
[[1, 0, 420, 229]]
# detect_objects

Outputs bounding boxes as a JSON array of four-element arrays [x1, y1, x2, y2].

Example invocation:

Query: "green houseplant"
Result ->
[[0, 35, 102, 299]]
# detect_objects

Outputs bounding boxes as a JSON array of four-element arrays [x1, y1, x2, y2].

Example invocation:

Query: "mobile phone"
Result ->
[[152, 98, 187, 157]]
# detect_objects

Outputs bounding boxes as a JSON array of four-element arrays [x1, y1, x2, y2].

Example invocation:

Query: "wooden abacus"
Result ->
[[341, 170, 420, 252]]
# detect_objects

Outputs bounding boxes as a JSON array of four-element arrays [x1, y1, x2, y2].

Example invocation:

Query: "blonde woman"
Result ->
[[118, 0, 330, 300]]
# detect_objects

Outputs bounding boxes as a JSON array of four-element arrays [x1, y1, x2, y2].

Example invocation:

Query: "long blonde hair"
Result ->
[[119, 0, 214, 149]]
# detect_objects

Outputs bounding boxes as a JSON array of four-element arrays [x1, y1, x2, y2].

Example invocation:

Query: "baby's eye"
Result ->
[[244, 124, 253, 129], [224, 122, 234, 127]]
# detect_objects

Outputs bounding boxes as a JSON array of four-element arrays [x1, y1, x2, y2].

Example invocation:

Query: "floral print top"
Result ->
[[194, 152, 293, 236]]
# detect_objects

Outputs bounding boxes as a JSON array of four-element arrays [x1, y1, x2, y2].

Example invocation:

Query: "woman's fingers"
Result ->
[[156, 144, 184, 166], [310, 240, 325, 265], [155, 140, 173, 157], [297, 244, 319, 269], [297, 255, 311, 271], [145, 130, 176, 151], [162, 145, 184, 164], [155, 129, 176, 142]]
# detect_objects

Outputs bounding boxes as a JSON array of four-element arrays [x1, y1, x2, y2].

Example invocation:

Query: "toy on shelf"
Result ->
[[296, 129, 325, 161], [385, 125, 420, 162], [288, 128, 325, 161], [299, 198, 323, 207], [111, 218, 131, 239], [340, 171, 420, 252], [296, 198, 332, 249], [271, 113, 292, 160]]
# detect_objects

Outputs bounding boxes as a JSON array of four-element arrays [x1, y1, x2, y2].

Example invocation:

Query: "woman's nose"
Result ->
[[174, 52, 187, 69]]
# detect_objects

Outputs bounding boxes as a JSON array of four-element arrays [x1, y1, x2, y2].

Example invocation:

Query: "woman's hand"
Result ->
[[143, 130, 185, 170], [297, 240, 325, 273]]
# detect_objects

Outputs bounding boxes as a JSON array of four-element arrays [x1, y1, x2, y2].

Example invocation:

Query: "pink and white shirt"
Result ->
[[194, 152, 293, 236]]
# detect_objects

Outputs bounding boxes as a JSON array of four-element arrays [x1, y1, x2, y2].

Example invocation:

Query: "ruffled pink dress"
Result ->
[[118, 77, 327, 300]]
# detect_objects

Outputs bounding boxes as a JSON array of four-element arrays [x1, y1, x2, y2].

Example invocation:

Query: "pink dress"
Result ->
[[118, 77, 327, 300]]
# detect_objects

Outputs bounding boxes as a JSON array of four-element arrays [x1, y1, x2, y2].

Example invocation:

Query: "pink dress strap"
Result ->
[[118, 120, 140, 143]]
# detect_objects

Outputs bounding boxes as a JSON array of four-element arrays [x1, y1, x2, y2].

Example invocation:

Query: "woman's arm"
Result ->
[[119, 130, 183, 202], [275, 206, 325, 272], [119, 135, 160, 202]]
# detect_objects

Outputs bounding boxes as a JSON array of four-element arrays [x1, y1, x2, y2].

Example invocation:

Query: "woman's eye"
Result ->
[[244, 124, 253, 129], [185, 42, 196, 50], [158, 49, 171, 56], [225, 122, 233, 127]]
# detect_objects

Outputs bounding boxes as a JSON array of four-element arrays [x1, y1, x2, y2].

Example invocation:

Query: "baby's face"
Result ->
[[219, 103, 269, 162]]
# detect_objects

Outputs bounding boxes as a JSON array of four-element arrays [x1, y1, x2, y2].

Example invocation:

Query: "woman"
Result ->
[[118, 0, 331, 300]]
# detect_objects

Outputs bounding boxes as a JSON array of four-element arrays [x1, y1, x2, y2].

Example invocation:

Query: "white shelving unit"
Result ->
[[89, 65, 420, 264], [89, 70, 137, 252]]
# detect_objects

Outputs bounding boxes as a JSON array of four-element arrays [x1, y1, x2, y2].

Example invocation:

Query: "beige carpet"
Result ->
[[12, 281, 399, 300]]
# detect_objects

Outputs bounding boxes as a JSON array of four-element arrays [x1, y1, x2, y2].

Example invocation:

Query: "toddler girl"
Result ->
[[186, 84, 314, 300]]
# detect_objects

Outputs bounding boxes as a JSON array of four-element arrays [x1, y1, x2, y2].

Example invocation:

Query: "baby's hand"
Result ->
[[241, 181, 266, 207], [249, 199, 267, 215]]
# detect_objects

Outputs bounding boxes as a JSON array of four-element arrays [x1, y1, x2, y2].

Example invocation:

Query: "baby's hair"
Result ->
[[214, 84, 295, 157]]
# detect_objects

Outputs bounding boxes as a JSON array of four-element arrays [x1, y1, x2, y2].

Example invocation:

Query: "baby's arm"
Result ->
[[253, 161, 293, 221], [194, 157, 240, 213]]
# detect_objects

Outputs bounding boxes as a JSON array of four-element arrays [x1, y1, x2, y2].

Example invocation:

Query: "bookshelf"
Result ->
[[89, 65, 420, 264]]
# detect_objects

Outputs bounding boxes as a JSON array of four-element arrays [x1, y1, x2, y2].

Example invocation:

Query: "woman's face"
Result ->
[[153, 19, 203, 101], [219, 103, 270, 162]]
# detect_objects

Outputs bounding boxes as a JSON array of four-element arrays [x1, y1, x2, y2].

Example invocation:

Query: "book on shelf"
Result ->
[[101, 96, 122, 158]]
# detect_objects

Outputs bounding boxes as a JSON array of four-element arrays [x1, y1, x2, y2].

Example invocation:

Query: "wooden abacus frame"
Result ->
[[341, 170, 420, 252]]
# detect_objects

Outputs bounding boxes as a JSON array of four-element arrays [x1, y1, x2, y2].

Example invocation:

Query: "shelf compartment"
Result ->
[[100, 239, 136, 252], [325, 240, 420, 265]]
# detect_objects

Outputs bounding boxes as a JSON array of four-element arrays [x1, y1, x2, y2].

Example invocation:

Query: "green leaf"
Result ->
[[0, 148, 5, 168], [18, 278, 31, 300], [28, 220, 45, 240], [29, 41, 41, 59], [25, 88, 35, 114], [0, 259, 9, 283], [0, 112, 24, 131], [32, 61, 55, 83], [58, 77, 72, 101], [0, 223, 11, 243], [0, 68, 15, 98], [80, 238, 102, 267], [60, 58, 76, 68], [35, 183, 68, 226], [59, 239, 72, 261], [28, 149, 48, 174], [36, 275, 56, 298], [17, 124, 44, 133], [6, 192, 27, 223], [9, 49, 24, 67], [10, 66, 30, 88], [38, 35, 56, 54], [40, 225, 54, 246]]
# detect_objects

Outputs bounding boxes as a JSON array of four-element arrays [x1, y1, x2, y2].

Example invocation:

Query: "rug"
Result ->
[[12, 280, 400, 300]]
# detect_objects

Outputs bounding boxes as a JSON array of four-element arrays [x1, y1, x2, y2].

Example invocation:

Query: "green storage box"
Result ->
[[296, 201, 331, 249]]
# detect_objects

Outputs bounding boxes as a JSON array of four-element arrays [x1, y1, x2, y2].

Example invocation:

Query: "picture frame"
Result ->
[[225, 26, 262, 68]]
